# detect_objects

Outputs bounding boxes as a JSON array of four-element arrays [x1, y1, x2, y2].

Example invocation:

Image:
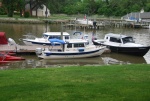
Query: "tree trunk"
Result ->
[[20, 9, 22, 17], [7, 5, 14, 17], [30, 0, 32, 16], [36, 6, 38, 17], [106, 0, 109, 5]]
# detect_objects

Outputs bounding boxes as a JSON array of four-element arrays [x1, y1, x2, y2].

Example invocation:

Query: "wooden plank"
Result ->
[[0, 45, 61, 54]]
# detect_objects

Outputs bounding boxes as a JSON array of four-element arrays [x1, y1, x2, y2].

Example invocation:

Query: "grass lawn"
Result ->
[[0, 64, 150, 101]]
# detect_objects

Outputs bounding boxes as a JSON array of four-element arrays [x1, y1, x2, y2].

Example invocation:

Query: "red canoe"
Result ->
[[0, 54, 25, 61], [0, 61, 11, 64]]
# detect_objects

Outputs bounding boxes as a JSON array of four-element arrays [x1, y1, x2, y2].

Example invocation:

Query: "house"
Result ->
[[121, 9, 150, 22], [25, 3, 50, 17], [32, 5, 50, 17]]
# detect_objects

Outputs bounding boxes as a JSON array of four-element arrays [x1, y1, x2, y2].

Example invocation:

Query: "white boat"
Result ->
[[142, 25, 150, 29], [22, 32, 70, 46], [92, 33, 150, 56], [36, 39, 106, 59], [76, 17, 93, 25]]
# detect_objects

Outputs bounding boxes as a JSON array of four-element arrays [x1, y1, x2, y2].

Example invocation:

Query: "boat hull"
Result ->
[[0, 61, 11, 64], [37, 47, 106, 59], [23, 40, 61, 46], [0, 55, 25, 61], [107, 46, 150, 56], [93, 40, 150, 56]]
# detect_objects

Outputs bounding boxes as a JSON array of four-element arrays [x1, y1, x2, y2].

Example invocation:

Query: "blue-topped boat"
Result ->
[[35, 38, 106, 59], [22, 32, 70, 46]]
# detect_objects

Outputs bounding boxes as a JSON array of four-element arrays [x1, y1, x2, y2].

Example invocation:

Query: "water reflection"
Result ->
[[102, 53, 147, 64], [0, 53, 148, 70]]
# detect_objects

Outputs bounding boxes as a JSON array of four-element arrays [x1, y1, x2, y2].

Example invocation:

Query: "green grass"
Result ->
[[0, 14, 120, 20], [0, 64, 150, 101]]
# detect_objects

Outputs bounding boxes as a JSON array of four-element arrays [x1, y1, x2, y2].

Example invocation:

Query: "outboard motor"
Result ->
[[36, 48, 42, 55], [93, 21, 97, 29], [8, 38, 17, 46]]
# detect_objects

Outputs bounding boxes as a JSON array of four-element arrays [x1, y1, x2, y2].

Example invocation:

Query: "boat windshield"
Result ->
[[49, 36, 61, 39], [122, 37, 134, 44]]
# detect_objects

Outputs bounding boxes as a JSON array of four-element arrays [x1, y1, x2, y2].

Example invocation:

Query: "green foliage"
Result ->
[[24, 11, 30, 18], [1, 0, 150, 17], [0, 6, 6, 15]]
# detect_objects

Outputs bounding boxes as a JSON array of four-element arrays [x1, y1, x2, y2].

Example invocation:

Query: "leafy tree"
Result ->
[[2, 0, 16, 17], [17, 0, 26, 17]]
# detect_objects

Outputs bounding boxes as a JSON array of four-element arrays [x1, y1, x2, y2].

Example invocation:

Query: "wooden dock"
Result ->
[[0, 45, 61, 55], [64, 19, 150, 29], [0, 45, 111, 55]]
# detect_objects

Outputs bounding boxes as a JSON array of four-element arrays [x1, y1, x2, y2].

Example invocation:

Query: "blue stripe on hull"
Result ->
[[45, 49, 101, 56]]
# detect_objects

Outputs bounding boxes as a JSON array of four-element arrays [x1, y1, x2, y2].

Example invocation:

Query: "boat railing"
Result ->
[[23, 34, 37, 39]]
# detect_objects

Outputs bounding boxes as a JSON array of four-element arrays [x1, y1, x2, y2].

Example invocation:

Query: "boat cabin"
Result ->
[[43, 32, 70, 40], [104, 33, 135, 44], [64, 39, 88, 52], [49, 39, 88, 52]]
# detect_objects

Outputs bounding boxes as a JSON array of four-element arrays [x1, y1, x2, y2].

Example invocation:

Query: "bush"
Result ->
[[24, 11, 30, 18], [0, 6, 7, 15]]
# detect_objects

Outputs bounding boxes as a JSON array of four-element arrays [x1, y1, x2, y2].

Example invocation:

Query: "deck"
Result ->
[[0, 45, 61, 55]]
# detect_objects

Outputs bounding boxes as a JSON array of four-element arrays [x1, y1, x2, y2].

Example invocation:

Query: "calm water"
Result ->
[[0, 23, 150, 69]]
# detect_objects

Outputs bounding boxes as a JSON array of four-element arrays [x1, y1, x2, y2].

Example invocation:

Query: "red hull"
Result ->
[[0, 54, 25, 61], [0, 61, 11, 64]]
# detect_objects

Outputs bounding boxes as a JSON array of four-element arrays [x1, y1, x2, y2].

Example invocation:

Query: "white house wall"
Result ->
[[25, 4, 50, 17]]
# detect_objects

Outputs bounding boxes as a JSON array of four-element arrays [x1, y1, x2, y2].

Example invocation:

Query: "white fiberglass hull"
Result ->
[[37, 47, 106, 59], [76, 19, 93, 25]]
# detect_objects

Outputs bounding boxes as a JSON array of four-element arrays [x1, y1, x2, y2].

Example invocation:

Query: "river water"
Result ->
[[0, 23, 150, 69]]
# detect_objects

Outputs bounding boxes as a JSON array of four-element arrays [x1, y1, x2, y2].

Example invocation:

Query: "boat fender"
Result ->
[[36, 48, 42, 55], [8, 38, 17, 46], [45, 52, 51, 56], [78, 48, 84, 52]]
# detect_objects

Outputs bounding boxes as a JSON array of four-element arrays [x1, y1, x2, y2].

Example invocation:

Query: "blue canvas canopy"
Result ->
[[49, 39, 65, 45], [73, 31, 82, 35]]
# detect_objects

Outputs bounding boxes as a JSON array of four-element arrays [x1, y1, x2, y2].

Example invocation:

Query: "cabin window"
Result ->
[[74, 43, 84, 48], [43, 35, 48, 38], [65, 36, 69, 39], [122, 37, 134, 44], [49, 36, 61, 39], [67, 43, 72, 48], [110, 37, 121, 43]]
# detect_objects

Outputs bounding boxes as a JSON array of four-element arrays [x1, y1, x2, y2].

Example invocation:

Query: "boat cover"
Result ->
[[0, 32, 8, 45], [73, 31, 82, 35], [49, 38, 65, 45]]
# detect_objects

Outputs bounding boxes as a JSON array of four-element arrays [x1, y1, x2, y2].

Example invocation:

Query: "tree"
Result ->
[[2, 0, 26, 17], [16, 0, 26, 17], [2, 0, 15, 17]]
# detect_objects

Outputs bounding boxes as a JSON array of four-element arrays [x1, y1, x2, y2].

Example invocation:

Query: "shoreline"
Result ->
[[0, 17, 73, 24]]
